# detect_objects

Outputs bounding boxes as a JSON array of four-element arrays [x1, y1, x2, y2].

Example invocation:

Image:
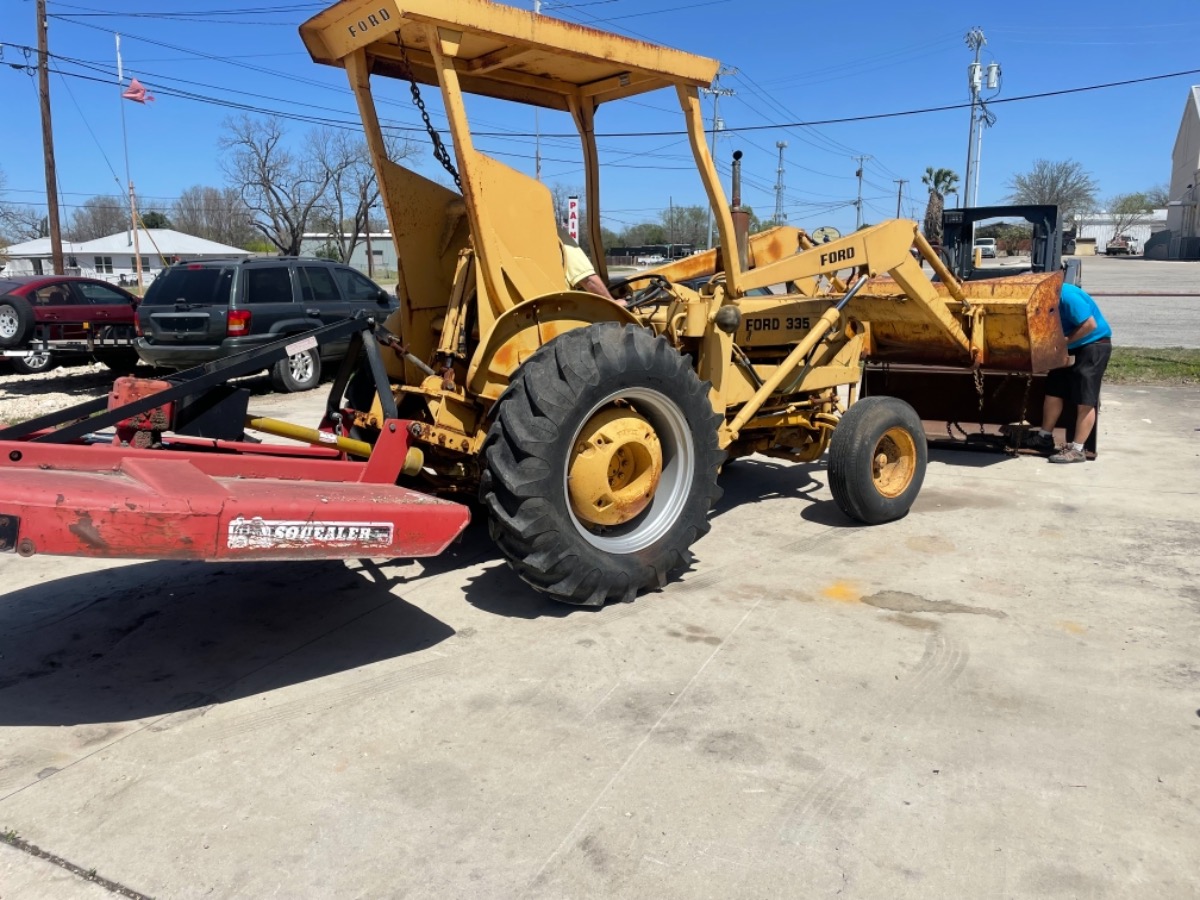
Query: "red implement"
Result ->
[[0, 425, 469, 562]]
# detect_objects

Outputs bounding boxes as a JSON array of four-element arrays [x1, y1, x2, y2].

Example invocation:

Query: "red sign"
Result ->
[[567, 196, 579, 241]]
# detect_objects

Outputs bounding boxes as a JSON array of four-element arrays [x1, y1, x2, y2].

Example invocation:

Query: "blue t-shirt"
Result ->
[[1059, 283, 1112, 350]]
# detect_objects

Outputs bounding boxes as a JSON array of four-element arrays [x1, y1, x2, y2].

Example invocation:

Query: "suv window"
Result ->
[[299, 266, 341, 303], [334, 268, 382, 303], [244, 266, 294, 305], [143, 266, 235, 306]]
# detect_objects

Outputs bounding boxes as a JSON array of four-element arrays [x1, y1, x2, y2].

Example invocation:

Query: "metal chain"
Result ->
[[396, 44, 461, 191], [973, 365, 986, 433]]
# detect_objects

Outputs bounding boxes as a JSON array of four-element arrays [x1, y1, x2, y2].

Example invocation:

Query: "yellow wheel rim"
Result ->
[[568, 406, 663, 527], [872, 426, 917, 499]]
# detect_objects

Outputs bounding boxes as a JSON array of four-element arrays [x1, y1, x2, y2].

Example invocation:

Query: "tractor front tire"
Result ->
[[481, 322, 723, 606], [828, 396, 927, 525]]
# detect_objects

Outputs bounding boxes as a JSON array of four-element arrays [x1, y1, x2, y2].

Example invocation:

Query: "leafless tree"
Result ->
[[1105, 192, 1153, 240], [219, 115, 333, 256], [310, 131, 410, 263], [172, 185, 256, 248], [68, 194, 128, 242], [1005, 159, 1099, 224], [0, 168, 51, 244], [1144, 183, 1170, 208]]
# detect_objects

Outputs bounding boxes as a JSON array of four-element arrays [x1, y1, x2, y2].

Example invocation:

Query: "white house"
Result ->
[[1164, 85, 1200, 260], [0, 229, 252, 284], [300, 231, 398, 281]]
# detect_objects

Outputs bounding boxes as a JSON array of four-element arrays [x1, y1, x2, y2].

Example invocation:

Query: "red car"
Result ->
[[0, 275, 140, 375]]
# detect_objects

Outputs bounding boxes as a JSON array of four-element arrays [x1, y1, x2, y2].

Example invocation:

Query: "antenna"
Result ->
[[774, 141, 788, 226]]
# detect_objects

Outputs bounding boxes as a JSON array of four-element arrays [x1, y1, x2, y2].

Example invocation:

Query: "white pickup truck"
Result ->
[[973, 237, 997, 259]]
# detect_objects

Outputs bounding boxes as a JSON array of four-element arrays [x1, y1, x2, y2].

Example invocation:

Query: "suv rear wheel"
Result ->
[[270, 347, 321, 392]]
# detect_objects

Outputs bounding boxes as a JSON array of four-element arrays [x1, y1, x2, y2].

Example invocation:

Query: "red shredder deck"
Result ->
[[0, 438, 469, 562]]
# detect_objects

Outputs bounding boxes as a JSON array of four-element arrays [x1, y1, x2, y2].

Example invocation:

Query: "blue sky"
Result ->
[[2, 0, 1198, 239]]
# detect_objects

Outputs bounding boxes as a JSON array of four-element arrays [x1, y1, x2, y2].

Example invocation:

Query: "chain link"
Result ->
[[396, 44, 462, 192], [972, 365, 986, 433]]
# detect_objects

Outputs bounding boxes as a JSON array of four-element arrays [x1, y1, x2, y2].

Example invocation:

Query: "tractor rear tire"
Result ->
[[828, 396, 927, 525], [481, 322, 723, 606]]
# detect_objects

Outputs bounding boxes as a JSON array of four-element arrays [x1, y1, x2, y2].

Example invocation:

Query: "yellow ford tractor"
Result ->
[[297, 0, 1068, 605]]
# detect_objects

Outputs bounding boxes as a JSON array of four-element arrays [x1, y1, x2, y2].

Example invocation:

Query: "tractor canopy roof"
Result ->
[[300, 0, 720, 111]]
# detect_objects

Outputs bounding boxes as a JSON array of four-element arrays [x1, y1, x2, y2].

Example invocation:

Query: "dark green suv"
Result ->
[[135, 257, 396, 392]]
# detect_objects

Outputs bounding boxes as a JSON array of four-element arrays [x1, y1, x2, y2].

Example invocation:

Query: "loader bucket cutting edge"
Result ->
[[0, 441, 470, 563]]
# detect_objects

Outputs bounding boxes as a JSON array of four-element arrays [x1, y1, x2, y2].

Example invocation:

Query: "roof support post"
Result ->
[[567, 94, 606, 284], [677, 84, 741, 298], [344, 48, 408, 289], [426, 25, 507, 315]]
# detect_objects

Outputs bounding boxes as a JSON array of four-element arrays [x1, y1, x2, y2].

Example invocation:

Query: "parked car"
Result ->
[[0, 275, 140, 375], [135, 257, 397, 392], [973, 237, 997, 259]]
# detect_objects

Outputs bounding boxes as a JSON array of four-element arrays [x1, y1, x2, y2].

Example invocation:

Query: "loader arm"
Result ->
[[734, 219, 975, 362]]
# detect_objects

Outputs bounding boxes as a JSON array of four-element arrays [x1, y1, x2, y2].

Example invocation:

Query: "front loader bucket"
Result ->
[[853, 270, 1069, 372], [0, 437, 469, 563], [855, 269, 1073, 446]]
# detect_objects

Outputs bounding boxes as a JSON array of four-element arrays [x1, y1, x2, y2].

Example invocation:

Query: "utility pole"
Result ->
[[365, 208, 374, 278], [962, 29, 998, 208], [533, 0, 542, 181], [36, 0, 65, 275], [963, 28, 984, 208], [893, 179, 908, 218], [773, 141, 788, 226], [702, 66, 737, 249], [853, 155, 870, 229]]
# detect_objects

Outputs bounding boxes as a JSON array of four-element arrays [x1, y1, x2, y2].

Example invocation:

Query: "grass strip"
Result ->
[[1107, 346, 1200, 385]]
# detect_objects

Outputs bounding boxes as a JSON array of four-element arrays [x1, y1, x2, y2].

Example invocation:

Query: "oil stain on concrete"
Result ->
[[819, 582, 1006, 620], [861, 590, 1007, 619]]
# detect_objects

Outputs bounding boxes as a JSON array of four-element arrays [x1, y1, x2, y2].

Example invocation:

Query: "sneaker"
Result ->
[[1023, 431, 1054, 452], [1049, 446, 1086, 464]]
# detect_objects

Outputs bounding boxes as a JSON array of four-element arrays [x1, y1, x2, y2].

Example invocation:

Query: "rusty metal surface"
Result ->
[[853, 270, 1068, 372], [862, 365, 1043, 431], [645, 227, 805, 286]]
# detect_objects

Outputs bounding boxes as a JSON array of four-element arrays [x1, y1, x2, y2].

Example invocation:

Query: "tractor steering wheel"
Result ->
[[608, 273, 674, 310]]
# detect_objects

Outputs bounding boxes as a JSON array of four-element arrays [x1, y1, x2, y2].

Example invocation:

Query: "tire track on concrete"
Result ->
[[777, 631, 969, 846]]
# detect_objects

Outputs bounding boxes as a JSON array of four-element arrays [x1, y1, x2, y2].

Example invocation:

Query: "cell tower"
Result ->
[[774, 141, 788, 226]]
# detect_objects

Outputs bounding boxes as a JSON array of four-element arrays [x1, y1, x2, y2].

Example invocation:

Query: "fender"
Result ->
[[466, 292, 637, 401]]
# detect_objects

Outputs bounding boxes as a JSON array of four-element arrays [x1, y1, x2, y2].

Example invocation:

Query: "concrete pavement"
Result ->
[[1, 382, 1198, 898]]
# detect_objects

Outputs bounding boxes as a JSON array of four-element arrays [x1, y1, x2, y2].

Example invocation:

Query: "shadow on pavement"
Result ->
[[463, 561, 584, 620], [712, 457, 826, 516], [0, 557, 458, 727]]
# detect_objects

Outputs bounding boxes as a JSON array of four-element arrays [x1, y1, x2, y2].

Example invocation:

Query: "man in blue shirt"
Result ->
[[1026, 283, 1113, 463]]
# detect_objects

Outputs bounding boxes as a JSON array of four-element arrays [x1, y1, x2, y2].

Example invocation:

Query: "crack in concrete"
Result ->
[[1, 831, 153, 899]]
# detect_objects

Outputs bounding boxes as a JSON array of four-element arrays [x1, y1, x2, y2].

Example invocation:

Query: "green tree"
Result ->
[[920, 167, 959, 244], [140, 210, 171, 229], [660, 204, 707, 246], [1004, 159, 1098, 224]]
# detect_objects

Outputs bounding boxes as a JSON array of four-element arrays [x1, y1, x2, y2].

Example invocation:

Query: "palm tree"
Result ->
[[921, 167, 960, 243]]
